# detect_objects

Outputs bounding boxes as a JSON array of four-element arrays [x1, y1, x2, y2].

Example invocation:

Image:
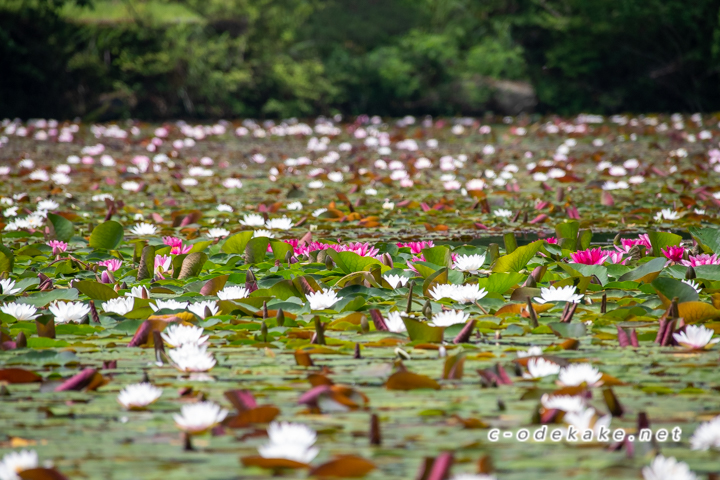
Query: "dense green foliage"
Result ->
[[1, 0, 720, 119]]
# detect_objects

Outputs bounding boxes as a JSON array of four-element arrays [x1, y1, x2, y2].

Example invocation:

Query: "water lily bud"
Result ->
[[260, 321, 268, 343], [405, 280, 415, 313], [380, 253, 393, 268], [394, 347, 410, 360], [276, 308, 285, 327], [613, 233, 622, 246], [360, 314, 370, 333], [422, 300, 433, 320], [487, 243, 500, 264], [325, 255, 335, 271], [685, 266, 696, 280], [438, 345, 447, 358]]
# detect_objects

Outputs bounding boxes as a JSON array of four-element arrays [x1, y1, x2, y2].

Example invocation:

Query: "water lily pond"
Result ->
[[1, 115, 720, 480]]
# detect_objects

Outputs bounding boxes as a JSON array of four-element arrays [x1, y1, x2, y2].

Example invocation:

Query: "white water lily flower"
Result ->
[[216, 204, 233, 213], [258, 422, 319, 464], [493, 208, 513, 218], [541, 394, 586, 412], [383, 274, 410, 289], [0, 279, 21, 296], [217, 286, 250, 301], [564, 407, 611, 437], [429, 284, 488, 304], [253, 229, 275, 238], [682, 279, 702, 293], [517, 346, 543, 358], [312, 208, 327, 217], [265, 217, 293, 230], [173, 401, 228, 434], [161, 324, 208, 347], [453, 254, 486, 274], [385, 311, 408, 333], [150, 299, 189, 312], [654, 209, 679, 221], [558, 363, 603, 387], [430, 309, 469, 327], [101, 297, 134, 316], [37, 199, 59, 210], [49, 301, 91, 324], [239, 213, 265, 227], [0, 302, 39, 321], [188, 300, 219, 319], [207, 228, 230, 239], [125, 286, 150, 299], [168, 343, 216, 372], [690, 415, 720, 450], [642, 455, 697, 480], [673, 325, 719, 350], [0, 450, 39, 480], [523, 358, 561, 379], [117, 383, 163, 409], [130, 222, 157, 235], [287, 201, 303, 211], [533, 285, 584, 304], [306, 289, 343, 310]]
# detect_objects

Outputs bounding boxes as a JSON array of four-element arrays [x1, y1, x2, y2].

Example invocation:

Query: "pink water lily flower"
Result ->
[[397, 241, 434, 255], [47, 240, 68, 254], [163, 236, 192, 255], [682, 254, 720, 267], [606, 251, 627, 265], [155, 254, 173, 279], [615, 234, 652, 253], [570, 247, 609, 265], [98, 258, 122, 271], [545, 237, 559, 244], [662, 245, 685, 263], [291, 241, 379, 258]]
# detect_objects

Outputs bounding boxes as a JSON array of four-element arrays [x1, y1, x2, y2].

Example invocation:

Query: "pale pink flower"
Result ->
[[155, 254, 173, 279], [606, 251, 626, 265], [682, 254, 720, 267], [615, 234, 652, 253], [98, 258, 122, 271], [47, 240, 67, 254]]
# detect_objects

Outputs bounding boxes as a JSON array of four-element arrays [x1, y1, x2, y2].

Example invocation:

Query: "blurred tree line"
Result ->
[[1, 0, 719, 119]]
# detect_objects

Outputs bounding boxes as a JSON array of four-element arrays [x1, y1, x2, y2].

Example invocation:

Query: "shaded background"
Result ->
[[2, 0, 720, 120]]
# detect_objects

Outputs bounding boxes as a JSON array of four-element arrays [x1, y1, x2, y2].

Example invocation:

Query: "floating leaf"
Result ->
[[308, 455, 376, 478], [647, 231, 682, 256], [222, 231, 253, 254], [492, 240, 544, 273], [386, 371, 441, 391], [402, 317, 444, 343], [178, 252, 208, 279], [74, 281, 119, 301], [47, 213, 74, 242], [89, 221, 124, 250]]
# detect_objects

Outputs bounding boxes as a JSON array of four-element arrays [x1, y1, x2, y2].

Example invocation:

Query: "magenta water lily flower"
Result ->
[[681, 254, 720, 267], [570, 247, 608, 265], [662, 245, 685, 263], [163, 236, 192, 255]]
